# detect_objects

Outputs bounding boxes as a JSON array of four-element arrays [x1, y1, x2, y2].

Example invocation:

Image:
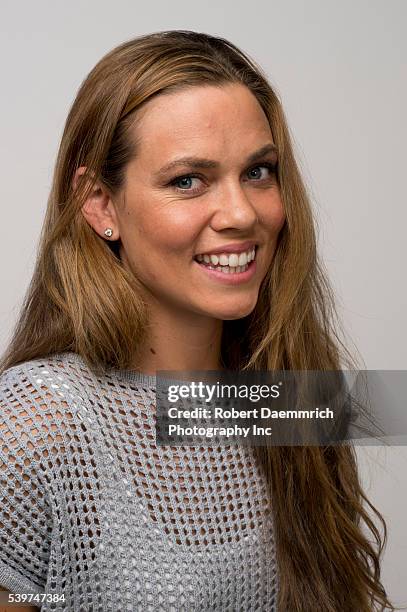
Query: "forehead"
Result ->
[[132, 84, 273, 163]]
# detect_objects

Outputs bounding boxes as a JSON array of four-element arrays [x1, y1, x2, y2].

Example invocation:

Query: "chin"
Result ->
[[220, 311, 255, 321], [209, 300, 258, 321]]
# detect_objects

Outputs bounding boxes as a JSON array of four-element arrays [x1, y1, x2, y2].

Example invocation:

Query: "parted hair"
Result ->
[[0, 30, 394, 611]]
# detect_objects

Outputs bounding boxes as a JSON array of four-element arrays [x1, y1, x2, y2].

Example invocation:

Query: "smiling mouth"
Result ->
[[194, 246, 257, 274]]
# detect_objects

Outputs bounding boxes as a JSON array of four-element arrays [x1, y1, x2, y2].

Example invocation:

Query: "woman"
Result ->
[[0, 30, 394, 611]]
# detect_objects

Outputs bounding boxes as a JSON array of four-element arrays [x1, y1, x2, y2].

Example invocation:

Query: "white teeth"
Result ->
[[219, 254, 229, 266], [238, 253, 247, 266], [247, 249, 255, 263], [196, 247, 256, 269], [228, 254, 239, 267], [221, 266, 229, 273]]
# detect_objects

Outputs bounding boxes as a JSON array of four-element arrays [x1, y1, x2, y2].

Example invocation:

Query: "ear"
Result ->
[[73, 166, 120, 241]]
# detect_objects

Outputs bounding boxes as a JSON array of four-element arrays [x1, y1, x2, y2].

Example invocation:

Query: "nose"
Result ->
[[209, 182, 259, 232]]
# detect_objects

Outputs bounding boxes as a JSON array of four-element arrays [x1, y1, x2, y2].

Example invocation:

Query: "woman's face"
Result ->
[[115, 83, 285, 321]]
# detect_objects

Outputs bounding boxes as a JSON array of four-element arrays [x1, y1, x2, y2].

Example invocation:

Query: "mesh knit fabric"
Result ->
[[0, 352, 278, 611]]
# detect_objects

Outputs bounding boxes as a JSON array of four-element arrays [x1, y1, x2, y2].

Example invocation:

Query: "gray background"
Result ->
[[0, 0, 406, 605]]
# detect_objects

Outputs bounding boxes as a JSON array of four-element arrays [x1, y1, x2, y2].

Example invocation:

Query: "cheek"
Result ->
[[121, 203, 206, 257], [260, 194, 286, 236]]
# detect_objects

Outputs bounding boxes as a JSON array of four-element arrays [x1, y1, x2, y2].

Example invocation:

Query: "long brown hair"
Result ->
[[0, 30, 394, 611]]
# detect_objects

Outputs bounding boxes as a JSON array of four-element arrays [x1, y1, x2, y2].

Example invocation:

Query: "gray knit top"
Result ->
[[0, 351, 278, 611]]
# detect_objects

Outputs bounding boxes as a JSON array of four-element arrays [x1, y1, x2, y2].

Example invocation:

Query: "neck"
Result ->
[[134, 300, 224, 375]]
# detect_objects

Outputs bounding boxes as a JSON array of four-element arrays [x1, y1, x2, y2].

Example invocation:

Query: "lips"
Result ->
[[195, 240, 257, 256]]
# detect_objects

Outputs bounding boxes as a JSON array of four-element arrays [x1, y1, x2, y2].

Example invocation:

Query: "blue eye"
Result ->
[[169, 174, 203, 194], [168, 162, 277, 195], [174, 176, 199, 190], [248, 165, 272, 180]]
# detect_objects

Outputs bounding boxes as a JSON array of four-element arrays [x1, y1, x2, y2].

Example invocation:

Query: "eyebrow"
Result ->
[[154, 143, 278, 179]]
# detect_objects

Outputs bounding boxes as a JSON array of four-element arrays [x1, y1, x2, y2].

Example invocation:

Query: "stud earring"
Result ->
[[104, 228, 113, 238]]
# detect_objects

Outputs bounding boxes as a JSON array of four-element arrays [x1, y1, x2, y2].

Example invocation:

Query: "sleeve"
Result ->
[[0, 379, 52, 596]]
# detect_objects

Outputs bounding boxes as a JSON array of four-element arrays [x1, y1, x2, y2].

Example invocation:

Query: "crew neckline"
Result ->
[[52, 351, 227, 390], [108, 364, 157, 388]]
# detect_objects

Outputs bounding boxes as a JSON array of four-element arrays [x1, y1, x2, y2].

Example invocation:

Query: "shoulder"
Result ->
[[0, 352, 77, 417], [1, 351, 155, 396], [0, 352, 156, 445], [0, 352, 97, 453], [0, 351, 114, 413], [0, 351, 90, 394], [0, 350, 155, 428]]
